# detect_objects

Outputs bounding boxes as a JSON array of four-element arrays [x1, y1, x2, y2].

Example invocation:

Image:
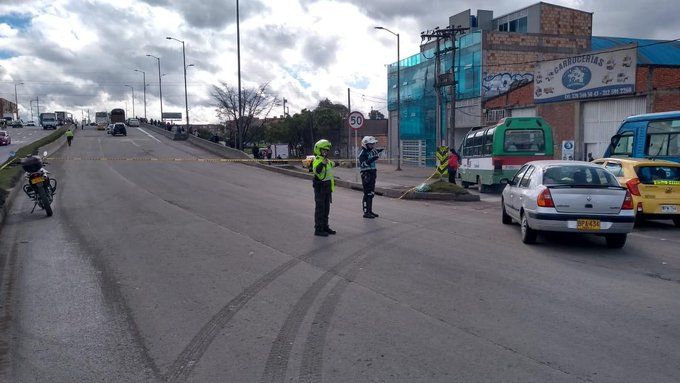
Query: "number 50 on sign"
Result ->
[[348, 111, 365, 130]]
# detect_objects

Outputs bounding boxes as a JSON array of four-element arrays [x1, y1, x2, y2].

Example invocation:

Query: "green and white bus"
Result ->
[[459, 117, 554, 192]]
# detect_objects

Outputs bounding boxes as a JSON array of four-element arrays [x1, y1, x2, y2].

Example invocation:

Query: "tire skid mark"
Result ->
[[260, 227, 412, 383], [166, 227, 391, 383], [165, 258, 300, 382], [296, 251, 377, 383]]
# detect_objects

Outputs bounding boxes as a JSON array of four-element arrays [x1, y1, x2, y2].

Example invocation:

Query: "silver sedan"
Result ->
[[501, 160, 635, 248]]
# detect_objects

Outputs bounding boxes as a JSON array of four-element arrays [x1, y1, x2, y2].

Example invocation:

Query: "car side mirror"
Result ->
[[500, 178, 512, 186]]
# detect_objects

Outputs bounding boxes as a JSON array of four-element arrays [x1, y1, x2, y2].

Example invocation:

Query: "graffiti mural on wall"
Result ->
[[482, 72, 534, 99]]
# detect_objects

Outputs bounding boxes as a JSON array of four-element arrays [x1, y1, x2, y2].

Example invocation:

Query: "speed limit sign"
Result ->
[[348, 111, 365, 130]]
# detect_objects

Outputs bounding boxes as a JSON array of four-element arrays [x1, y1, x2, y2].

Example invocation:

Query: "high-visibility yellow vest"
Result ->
[[313, 156, 335, 191]]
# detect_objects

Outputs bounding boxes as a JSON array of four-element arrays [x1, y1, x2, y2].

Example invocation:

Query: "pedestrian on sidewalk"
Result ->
[[65, 129, 74, 146], [359, 136, 383, 218], [312, 139, 336, 236], [448, 148, 461, 184]]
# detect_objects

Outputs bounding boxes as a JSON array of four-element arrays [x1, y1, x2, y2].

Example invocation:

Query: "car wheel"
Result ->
[[672, 217, 680, 227], [501, 199, 512, 225], [520, 212, 537, 244], [605, 233, 627, 248]]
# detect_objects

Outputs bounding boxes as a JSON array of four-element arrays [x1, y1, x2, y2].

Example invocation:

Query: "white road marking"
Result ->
[[137, 128, 162, 143]]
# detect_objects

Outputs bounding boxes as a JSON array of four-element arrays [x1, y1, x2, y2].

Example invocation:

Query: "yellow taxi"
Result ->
[[593, 158, 680, 226]]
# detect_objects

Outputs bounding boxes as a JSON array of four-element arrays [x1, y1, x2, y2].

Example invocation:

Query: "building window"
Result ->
[[498, 16, 528, 33]]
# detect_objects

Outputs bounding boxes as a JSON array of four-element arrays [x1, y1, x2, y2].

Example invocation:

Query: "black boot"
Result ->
[[363, 199, 374, 218], [324, 227, 336, 235], [366, 198, 378, 218], [314, 229, 329, 237]]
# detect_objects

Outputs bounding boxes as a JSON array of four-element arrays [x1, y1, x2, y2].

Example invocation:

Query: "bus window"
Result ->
[[473, 131, 484, 156], [646, 119, 680, 157], [611, 133, 633, 156], [462, 135, 471, 156], [483, 128, 494, 155]]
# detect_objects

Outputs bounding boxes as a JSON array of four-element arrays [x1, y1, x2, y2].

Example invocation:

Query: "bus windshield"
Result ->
[[504, 129, 546, 153]]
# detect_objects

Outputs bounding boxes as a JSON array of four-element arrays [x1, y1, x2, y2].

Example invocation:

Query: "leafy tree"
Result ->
[[212, 82, 278, 149], [369, 109, 385, 120]]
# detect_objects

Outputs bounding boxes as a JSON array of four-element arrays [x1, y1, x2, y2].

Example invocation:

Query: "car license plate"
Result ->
[[577, 219, 600, 231], [30, 176, 44, 185], [661, 205, 678, 214]]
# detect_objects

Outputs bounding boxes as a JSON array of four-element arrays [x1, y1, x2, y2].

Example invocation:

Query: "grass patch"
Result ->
[[428, 180, 469, 194], [0, 127, 67, 206]]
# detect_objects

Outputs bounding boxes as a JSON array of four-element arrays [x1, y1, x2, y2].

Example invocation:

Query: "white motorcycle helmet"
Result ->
[[361, 135, 378, 148]]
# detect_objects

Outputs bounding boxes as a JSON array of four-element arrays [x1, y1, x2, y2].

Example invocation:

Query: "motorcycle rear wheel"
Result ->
[[37, 187, 53, 217]]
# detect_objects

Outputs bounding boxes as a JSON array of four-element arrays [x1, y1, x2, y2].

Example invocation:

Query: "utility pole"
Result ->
[[347, 88, 351, 158], [421, 25, 469, 149], [283, 97, 287, 116]]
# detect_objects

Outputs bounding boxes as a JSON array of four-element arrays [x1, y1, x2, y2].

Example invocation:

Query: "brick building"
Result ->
[[385, 1, 680, 164], [484, 40, 680, 160]]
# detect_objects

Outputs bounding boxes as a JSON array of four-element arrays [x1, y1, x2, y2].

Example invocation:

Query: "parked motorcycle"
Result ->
[[21, 151, 57, 217]]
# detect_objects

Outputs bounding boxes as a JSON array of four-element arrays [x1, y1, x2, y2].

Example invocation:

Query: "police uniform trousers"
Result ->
[[313, 179, 332, 230], [361, 169, 376, 214]]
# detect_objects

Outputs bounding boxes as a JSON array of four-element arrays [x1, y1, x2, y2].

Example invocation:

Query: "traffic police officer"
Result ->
[[359, 136, 383, 218], [312, 139, 336, 236]]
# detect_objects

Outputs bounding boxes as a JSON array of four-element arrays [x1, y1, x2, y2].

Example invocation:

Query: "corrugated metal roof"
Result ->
[[592, 36, 680, 66]]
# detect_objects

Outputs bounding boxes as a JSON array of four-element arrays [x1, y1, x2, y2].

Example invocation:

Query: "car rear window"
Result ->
[[543, 165, 620, 186], [635, 165, 680, 185]]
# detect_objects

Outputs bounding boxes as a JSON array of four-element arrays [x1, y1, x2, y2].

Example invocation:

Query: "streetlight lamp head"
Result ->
[[374, 26, 383, 30], [166, 37, 171, 40]]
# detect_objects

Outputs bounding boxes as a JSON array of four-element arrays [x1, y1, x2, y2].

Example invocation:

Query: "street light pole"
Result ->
[[134, 69, 147, 120], [374, 27, 401, 170], [236, 0, 243, 149], [14, 82, 24, 121], [166, 36, 190, 127], [124, 85, 135, 117], [146, 54, 164, 121]]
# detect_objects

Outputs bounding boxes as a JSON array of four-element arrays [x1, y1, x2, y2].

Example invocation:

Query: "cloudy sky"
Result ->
[[0, 0, 678, 124]]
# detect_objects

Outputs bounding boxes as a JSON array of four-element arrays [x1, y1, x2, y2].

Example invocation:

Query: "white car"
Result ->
[[106, 123, 115, 134], [25, 120, 36, 126], [501, 160, 635, 248], [128, 118, 140, 127]]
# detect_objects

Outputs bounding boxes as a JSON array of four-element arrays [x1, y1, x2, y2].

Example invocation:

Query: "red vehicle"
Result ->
[[0, 130, 10, 145]]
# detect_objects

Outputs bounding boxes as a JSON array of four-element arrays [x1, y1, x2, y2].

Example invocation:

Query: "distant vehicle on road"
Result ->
[[95, 111, 109, 128], [55, 111, 67, 125], [604, 111, 680, 163], [593, 157, 680, 227], [9, 120, 23, 128], [127, 118, 140, 127], [500, 160, 635, 248], [111, 122, 127, 136], [40, 113, 58, 130], [0, 130, 10, 145], [459, 117, 554, 192], [25, 120, 36, 126], [110, 108, 125, 124]]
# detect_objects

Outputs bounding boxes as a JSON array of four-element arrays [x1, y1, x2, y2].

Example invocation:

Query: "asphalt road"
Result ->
[[0, 125, 56, 161], [1, 127, 679, 382]]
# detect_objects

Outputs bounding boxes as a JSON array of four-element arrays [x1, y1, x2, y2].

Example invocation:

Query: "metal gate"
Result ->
[[401, 140, 426, 167], [582, 97, 647, 158]]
